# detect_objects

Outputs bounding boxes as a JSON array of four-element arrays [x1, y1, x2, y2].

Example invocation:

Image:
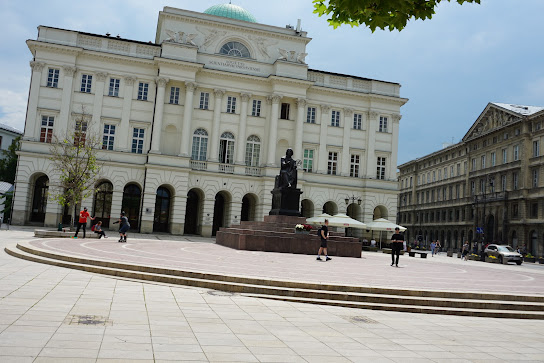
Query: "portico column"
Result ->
[[27, 61, 45, 141], [266, 94, 282, 166], [294, 98, 306, 161], [365, 110, 378, 178], [58, 66, 77, 136], [317, 104, 330, 173], [209, 89, 225, 162], [150, 77, 169, 153], [118, 76, 136, 151], [390, 114, 402, 180], [235, 93, 251, 164], [180, 81, 197, 157], [91, 72, 108, 136], [341, 108, 354, 176]]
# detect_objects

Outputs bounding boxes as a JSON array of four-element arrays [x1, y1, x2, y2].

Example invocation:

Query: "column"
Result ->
[[209, 89, 225, 162], [118, 76, 136, 151], [200, 197, 216, 237], [390, 114, 402, 180], [235, 93, 251, 164], [294, 98, 306, 161], [317, 104, 330, 173], [180, 81, 197, 157], [266, 94, 282, 166], [150, 77, 169, 153], [341, 108, 354, 176], [91, 72, 108, 137], [229, 200, 243, 226], [140, 187, 157, 234], [365, 110, 378, 178], [109, 190, 123, 231], [27, 61, 45, 141], [57, 65, 77, 136]]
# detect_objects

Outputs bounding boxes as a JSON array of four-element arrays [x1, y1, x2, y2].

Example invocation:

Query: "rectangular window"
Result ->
[[47, 68, 59, 88], [303, 149, 314, 172], [438, 169, 442, 180], [471, 181, 475, 195], [504, 132, 509, 140], [471, 158, 476, 171], [353, 113, 362, 129], [226, 96, 236, 113], [513, 145, 519, 161], [533, 169, 539, 188], [502, 149, 507, 164], [169, 87, 180, 104], [350, 154, 360, 177], [137, 82, 149, 101], [40, 116, 54, 143], [481, 155, 486, 169], [80, 74, 92, 93], [491, 152, 496, 167], [379, 116, 388, 132], [512, 204, 519, 218], [199, 92, 210, 110], [132, 128, 145, 154], [376, 157, 386, 180], [74, 120, 87, 147], [108, 78, 120, 97], [280, 103, 290, 120], [450, 165, 454, 177], [327, 152, 338, 175], [531, 203, 538, 218], [306, 107, 316, 123], [331, 110, 340, 127], [432, 171, 436, 182], [480, 179, 485, 194], [513, 172, 519, 190], [102, 124, 115, 150], [501, 175, 507, 191], [533, 140, 540, 157], [251, 99, 261, 116]]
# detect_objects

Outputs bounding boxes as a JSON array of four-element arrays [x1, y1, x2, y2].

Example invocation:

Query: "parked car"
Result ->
[[484, 244, 523, 265]]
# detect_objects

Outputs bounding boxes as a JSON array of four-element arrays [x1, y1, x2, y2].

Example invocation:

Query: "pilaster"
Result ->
[[365, 110, 378, 178], [266, 94, 282, 166], [27, 61, 45, 141], [180, 81, 196, 157], [91, 72, 108, 137], [390, 114, 401, 180], [235, 93, 251, 164], [294, 98, 306, 161], [118, 76, 136, 151], [318, 104, 330, 173], [209, 89, 225, 162], [58, 66, 77, 136], [150, 77, 169, 153], [342, 108, 354, 176]]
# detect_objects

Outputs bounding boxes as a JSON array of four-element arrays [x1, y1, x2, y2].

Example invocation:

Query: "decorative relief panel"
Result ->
[[308, 72, 324, 85], [353, 79, 371, 91], [330, 76, 347, 87], [77, 35, 102, 49], [136, 45, 160, 57], [107, 40, 130, 53]]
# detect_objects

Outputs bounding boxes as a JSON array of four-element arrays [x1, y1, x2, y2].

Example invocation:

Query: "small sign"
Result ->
[[476, 227, 483, 233]]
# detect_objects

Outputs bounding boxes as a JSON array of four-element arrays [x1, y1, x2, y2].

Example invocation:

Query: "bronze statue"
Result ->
[[279, 148, 297, 189]]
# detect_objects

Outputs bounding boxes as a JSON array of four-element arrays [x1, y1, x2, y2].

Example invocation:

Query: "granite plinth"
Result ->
[[269, 187, 302, 216]]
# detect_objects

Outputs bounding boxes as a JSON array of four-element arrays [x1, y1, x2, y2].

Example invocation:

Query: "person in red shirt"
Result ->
[[73, 207, 95, 239]]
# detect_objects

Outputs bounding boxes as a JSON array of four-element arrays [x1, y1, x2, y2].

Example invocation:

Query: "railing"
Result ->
[[190, 160, 207, 171], [473, 191, 508, 203], [245, 167, 262, 176], [218, 163, 234, 174]]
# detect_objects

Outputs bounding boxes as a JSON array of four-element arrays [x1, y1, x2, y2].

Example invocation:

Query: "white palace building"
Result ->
[[13, 4, 407, 236]]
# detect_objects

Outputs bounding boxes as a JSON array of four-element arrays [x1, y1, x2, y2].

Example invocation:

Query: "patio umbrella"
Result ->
[[364, 218, 407, 249], [326, 213, 367, 229], [305, 213, 332, 225]]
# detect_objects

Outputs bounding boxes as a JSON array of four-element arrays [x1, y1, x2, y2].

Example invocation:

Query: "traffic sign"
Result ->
[[476, 227, 483, 233]]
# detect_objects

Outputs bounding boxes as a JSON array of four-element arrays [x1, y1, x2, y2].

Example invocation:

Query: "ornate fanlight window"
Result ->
[[220, 41, 250, 58]]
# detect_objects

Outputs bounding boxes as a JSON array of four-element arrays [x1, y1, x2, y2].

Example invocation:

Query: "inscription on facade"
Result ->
[[208, 60, 261, 72]]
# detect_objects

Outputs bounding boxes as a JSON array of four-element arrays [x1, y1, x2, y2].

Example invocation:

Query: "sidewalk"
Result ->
[[1, 228, 544, 362]]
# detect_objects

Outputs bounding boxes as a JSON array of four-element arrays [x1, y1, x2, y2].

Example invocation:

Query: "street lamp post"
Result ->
[[344, 195, 362, 237]]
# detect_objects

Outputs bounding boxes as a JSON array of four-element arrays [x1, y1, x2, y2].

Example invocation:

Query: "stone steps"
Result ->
[[5, 242, 544, 319]]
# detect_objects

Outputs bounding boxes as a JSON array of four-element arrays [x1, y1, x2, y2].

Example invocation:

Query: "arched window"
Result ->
[[219, 132, 235, 164], [31, 175, 49, 223], [245, 135, 260, 166], [93, 181, 113, 227], [220, 41, 250, 58], [122, 184, 141, 229], [191, 128, 208, 161]]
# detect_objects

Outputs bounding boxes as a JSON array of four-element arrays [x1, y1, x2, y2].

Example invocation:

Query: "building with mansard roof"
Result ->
[[398, 102, 544, 256], [13, 4, 407, 236]]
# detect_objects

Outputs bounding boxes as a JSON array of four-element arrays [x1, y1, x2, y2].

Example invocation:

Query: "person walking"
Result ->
[[462, 240, 469, 261], [390, 227, 404, 267], [74, 207, 94, 239], [113, 211, 130, 243], [436, 240, 442, 255], [430, 240, 436, 257], [92, 221, 107, 239], [316, 219, 331, 261]]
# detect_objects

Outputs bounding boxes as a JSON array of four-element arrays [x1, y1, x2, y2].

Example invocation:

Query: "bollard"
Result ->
[[58, 223, 62, 231]]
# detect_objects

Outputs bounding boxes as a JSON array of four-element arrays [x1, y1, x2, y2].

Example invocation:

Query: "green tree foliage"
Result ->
[[49, 112, 102, 226], [1, 191, 13, 222], [313, 0, 481, 31], [0, 136, 21, 184]]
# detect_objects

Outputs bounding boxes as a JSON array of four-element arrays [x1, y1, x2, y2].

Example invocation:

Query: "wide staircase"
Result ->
[[5, 241, 544, 320]]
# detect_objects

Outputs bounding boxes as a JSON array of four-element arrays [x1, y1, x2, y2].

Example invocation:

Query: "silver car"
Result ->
[[484, 244, 523, 265]]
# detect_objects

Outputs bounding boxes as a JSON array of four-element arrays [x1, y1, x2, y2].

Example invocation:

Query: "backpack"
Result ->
[[91, 224, 96, 232]]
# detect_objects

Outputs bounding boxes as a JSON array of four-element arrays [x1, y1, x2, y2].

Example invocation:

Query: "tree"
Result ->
[[1, 191, 13, 223], [313, 0, 481, 32], [49, 112, 102, 227], [0, 136, 21, 184]]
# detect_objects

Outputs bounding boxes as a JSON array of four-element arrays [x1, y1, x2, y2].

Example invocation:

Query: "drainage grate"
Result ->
[[345, 315, 379, 324], [64, 315, 113, 326]]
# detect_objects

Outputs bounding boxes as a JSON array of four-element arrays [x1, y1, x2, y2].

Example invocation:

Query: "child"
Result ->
[[93, 221, 107, 239]]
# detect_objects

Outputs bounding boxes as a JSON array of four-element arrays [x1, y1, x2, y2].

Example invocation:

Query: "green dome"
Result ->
[[204, 4, 257, 23]]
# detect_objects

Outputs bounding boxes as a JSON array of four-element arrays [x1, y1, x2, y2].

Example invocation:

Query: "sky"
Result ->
[[1, 0, 543, 166]]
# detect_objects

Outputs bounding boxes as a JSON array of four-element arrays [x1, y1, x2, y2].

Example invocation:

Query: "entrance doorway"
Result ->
[[184, 189, 201, 235], [30, 175, 49, 223], [122, 184, 141, 230], [93, 181, 113, 228], [153, 186, 171, 232], [212, 193, 226, 236]]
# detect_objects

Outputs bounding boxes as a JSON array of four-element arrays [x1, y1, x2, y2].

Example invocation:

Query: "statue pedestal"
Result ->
[[269, 188, 302, 216]]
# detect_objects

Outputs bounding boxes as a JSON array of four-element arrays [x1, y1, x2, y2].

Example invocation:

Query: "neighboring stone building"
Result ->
[[0, 123, 22, 161], [398, 102, 544, 256], [13, 4, 406, 236]]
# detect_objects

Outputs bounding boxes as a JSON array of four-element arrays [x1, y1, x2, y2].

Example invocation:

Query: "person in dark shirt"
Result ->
[[390, 227, 404, 267], [316, 219, 331, 261], [113, 211, 130, 243]]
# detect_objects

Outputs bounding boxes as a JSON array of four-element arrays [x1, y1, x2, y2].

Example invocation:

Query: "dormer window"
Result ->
[[220, 41, 250, 58]]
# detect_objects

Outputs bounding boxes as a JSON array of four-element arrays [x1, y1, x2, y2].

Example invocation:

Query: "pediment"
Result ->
[[463, 103, 523, 141]]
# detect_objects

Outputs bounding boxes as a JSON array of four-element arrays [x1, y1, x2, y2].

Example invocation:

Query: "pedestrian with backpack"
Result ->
[[113, 211, 130, 243]]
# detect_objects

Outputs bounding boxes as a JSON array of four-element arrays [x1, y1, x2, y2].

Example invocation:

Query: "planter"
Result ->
[[409, 251, 416, 257], [538, 257, 544, 265], [362, 246, 379, 252], [447, 250, 453, 257], [524, 257, 536, 263], [457, 252, 462, 258], [295, 230, 310, 235]]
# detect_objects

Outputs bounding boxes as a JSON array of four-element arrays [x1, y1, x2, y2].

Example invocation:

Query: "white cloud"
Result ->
[[0, 89, 27, 131]]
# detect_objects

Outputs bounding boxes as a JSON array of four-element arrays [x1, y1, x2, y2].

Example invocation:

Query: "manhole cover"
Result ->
[[345, 316, 378, 324], [64, 315, 112, 326], [206, 290, 234, 296]]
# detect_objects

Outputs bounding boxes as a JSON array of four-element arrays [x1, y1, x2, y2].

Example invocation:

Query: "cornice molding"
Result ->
[[27, 40, 83, 56]]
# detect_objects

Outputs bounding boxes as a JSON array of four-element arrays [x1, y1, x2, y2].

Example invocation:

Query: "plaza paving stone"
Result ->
[[0, 227, 543, 362]]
